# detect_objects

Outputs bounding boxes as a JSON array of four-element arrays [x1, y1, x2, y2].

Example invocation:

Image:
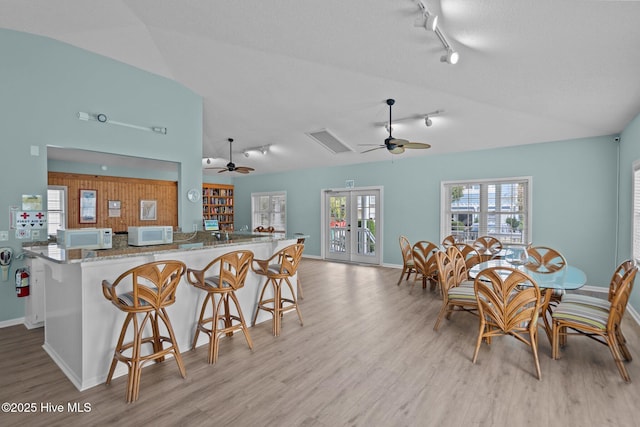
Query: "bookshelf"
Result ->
[[202, 183, 234, 231]]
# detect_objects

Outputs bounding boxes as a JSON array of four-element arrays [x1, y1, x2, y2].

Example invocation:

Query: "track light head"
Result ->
[[243, 151, 250, 158], [425, 116, 432, 127], [440, 49, 459, 65], [261, 147, 268, 155], [426, 14, 438, 32]]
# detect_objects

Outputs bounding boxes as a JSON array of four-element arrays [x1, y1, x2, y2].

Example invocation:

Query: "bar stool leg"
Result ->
[[192, 293, 211, 350], [229, 291, 254, 349], [284, 277, 304, 326]]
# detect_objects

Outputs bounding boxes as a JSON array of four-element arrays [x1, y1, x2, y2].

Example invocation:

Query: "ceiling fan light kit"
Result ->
[[205, 138, 255, 174], [361, 98, 431, 155]]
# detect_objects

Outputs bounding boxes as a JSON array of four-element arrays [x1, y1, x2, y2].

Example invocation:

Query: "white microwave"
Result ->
[[128, 226, 173, 246], [57, 228, 113, 250]]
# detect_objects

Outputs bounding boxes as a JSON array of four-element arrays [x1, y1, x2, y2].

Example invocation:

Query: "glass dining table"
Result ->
[[469, 259, 587, 350]]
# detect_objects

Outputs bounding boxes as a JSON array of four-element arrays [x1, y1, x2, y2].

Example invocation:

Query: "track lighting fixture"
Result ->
[[440, 47, 459, 65], [240, 144, 271, 158], [424, 109, 444, 127], [78, 111, 167, 134], [415, 1, 459, 65]]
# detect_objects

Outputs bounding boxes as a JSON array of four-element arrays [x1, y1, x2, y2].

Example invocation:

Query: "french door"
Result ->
[[324, 188, 380, 264]]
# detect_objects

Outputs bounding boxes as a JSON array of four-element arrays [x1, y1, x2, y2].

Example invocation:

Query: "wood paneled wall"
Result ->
[[48, 172, 178, 232]]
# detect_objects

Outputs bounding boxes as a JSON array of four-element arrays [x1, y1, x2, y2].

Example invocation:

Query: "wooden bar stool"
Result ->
[[252, 243, 304, 336], [102, 260, 187, 403], [296, 236, 306, 299], [186, 250, 254, 364]]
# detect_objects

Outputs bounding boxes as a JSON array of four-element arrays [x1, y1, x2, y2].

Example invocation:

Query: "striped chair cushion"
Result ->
[[460, 279, 474, 288], [118, 287, 158, 307], [561, 293, 610, 311], [552, 302, 608, 330], [448, 285, 477, 301], [268, 263, 290, 274], [203, 275, 222, 288]]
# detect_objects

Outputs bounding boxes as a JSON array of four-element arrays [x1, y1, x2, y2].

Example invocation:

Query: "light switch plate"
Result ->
[[0, 231, 8, 241], [31, 230, 40, 239]]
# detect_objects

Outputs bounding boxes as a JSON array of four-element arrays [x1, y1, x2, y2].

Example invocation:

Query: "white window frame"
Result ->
[[251, 191, 286, 233], [440, 176, 532, 245], [47, 185, 67, 237], [631, 161, 640, 262]]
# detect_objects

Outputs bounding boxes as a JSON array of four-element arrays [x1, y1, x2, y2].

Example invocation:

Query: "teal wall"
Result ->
[[0, 29, 202, 322], [233, 135, 619, 290], [618, 113, 640, 309]]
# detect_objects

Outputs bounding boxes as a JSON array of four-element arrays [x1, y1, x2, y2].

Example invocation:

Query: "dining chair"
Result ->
[[433, 247, 477, 331], [454, 243, 482, 279], [472, 236, 503, 261], [472, 266, 542, 379], [397, 235, 417, 286], [562, 259, 636, 310], [441, 234, 457, 249], [525, 245, 567, 339], [552, 262, 638, 382], [526, 246, 567, 273], [411, 240, 439, 292]]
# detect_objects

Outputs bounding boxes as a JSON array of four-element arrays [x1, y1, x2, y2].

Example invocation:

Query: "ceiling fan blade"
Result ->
[[389, 138, 410, 147], [361, 146, 385, 154], [217, 169, 229, 173], [235, 166, 254, 173], [403, 142, 431, 149], [205, 166, 226, 170]]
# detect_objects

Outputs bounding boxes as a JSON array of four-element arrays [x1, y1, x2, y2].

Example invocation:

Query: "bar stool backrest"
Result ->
[[217, 250, 253, 290], [103, 260, 186, 310], [273, 243, 305, 277]]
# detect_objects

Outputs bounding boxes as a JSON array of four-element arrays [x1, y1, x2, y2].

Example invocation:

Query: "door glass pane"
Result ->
[[356, 195, 376, 256], [329, 195, 346, 254]]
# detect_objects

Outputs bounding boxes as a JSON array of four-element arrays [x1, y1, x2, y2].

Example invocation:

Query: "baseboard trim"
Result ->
[[0, 317, 25, 329]]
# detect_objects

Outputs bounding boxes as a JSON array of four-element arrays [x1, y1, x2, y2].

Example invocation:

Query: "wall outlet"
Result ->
[[0, 231, 8, 241]]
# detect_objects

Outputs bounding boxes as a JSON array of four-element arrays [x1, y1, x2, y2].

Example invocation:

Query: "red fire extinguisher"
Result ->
[[15, 267, 29, 297]]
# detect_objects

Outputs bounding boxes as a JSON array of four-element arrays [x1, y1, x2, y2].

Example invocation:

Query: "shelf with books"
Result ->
[[202, 183, 234, 230]]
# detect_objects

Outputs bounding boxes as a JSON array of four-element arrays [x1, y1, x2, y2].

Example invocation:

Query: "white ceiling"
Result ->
[[4, 0, 640, 175]]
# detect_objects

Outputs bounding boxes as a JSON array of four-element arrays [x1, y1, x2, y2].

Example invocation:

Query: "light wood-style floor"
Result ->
[[2, 258, 640, 427]]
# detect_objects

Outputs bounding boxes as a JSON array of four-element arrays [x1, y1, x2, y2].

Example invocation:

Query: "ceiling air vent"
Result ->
[[306, 129, 353, 154]]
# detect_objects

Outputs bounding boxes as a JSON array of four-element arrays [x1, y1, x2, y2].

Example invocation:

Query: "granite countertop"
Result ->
[[23, 231, 309, 264]]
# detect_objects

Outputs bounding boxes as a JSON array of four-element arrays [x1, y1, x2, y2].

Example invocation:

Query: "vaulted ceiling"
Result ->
[[3, 0, 640, 175]]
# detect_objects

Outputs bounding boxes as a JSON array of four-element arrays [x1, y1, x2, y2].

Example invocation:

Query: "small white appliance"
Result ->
[[57, 228, 113, 250], [128, 226, 173, 246]]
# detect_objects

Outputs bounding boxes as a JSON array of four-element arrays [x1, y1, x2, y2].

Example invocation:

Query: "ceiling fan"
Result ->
[[361, 99, 432, 154], [206, 138, 255, 174]]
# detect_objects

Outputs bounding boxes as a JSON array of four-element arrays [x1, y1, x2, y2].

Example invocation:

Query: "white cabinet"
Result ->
[[23, 257, 45, 329]]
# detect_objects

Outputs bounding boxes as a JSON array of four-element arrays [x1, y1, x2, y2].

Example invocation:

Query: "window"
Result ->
[[632, 161, 640, 262], [441, 177, 531, 244], [47, 186, 67, 236], [251, 191, 286, 232]]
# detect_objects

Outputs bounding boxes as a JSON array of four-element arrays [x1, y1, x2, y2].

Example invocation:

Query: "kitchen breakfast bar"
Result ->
[[23, 233, 301, 392]]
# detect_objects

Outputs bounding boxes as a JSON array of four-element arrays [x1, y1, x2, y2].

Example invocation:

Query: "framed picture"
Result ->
[[79, 189, 97, 223], [140, 200, 157, 221], [108, 200, 121, 217]]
